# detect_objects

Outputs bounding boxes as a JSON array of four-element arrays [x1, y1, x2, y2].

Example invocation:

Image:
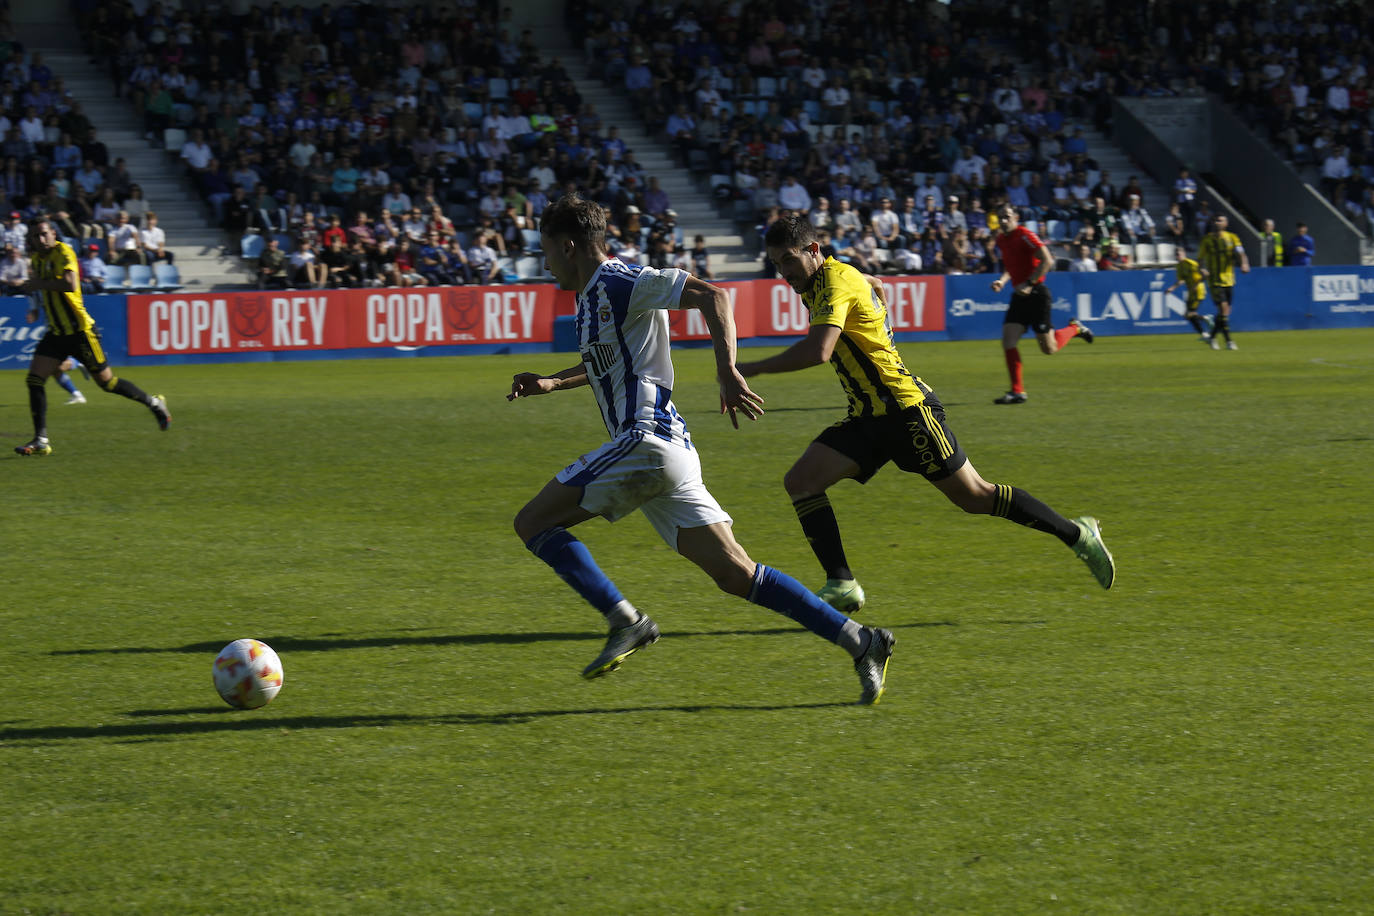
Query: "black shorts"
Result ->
[[815, 400, 968, 484], [1003, 283, 1053, 333], [34, 326, 111, 374], [1210, 285, 1233, 306]]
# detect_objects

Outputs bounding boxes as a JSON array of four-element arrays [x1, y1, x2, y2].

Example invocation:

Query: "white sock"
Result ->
[[605, 600, 640, 629], [837, 619, 869, 658]]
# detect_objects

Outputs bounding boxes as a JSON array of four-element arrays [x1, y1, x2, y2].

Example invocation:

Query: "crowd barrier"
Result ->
[[2, 266, 1372, 368]]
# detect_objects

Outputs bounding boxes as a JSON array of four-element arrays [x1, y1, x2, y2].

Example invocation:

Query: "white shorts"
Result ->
[[556, 431, 732, 549]]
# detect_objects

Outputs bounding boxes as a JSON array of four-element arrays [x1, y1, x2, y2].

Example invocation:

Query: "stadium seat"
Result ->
[[463, 101, 485, 122], [126, 264, 155, 291], [803, 123, 821, 144], [687, 148, 710, 173], [1134, 243, 1157, 266], [1047, 220, 1066, 241], [488, 77, 509, 100], [240, 233, 264, 259], [868, 100, 886, 118], [757, 76, 778, 98], [520, 228, 542, 252], [163, 128, 187, 152], [153, 262, 183, 291], [497, 256, 517, 283], [803, 100, 821, 122], [104, 264, 127, 288], [1154, 242, 1178, 265], [273, 232, 294, 253], [515, 256, 544, 280]]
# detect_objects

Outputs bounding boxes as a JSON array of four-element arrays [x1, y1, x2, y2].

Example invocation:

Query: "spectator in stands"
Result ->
[[257, 237, 288, 290], [79, 242, 107, 293], [1119, 195, 1155, 244], [1174, 167, 1198, 232], [1287, 222, 1315, 266], [688, 233, 713, 280], [1097, 240, 1129, 271], [1069, 243, 1098, 272], [467, 230, 501, 284], [945, 195, 968, 235], [139, 212, 172, 264], [870, 197, 901, 250], [109, 210, 144, 266], [1, 210, 27, 253], [833, 197, 862, 242], [222, 185, 255, 236], [180, 129, 213, 174], [290, 238, 326, 288], [0, 243, 27, 291], [123, 185, 150, 227], [1257, 218, 1284, 267]]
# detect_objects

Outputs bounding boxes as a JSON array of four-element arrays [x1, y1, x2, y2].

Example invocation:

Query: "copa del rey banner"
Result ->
[[667, 275, 946, 341], [125, 285, 571, 355], [125, 275, 946, 356]]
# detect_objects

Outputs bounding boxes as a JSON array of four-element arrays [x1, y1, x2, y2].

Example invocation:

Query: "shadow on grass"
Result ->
[[0, 701, 855, 743], [50, 620, 961, 657]]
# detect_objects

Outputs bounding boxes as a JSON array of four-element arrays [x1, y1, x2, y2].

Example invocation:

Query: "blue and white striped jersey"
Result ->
[[574, 258, 692, 444]]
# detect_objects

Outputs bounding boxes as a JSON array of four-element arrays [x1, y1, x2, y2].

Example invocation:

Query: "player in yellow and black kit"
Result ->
[[738, 216, 1116, 612], [1196, 214, 1250, 350], [1164, 241, 1215, 342], [13, 218, 170, 456]]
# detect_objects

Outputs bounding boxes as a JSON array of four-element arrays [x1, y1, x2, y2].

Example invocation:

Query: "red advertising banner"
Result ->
[[126, 276, 942, 356], [666, 279, 758, 342], [748, 275, 947, 337], [126, 284, 568, 355]]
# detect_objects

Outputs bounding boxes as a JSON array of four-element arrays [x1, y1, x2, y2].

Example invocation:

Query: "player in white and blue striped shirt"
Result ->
[[508, 194, 895, 704]]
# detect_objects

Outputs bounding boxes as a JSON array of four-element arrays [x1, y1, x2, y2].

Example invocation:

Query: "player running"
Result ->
[[13, 218, 168, 456], [507, 194, 894, 704], [1197, 214, 1250, 350], [990, 203, 1093, 404], [737, 215, 1115, 614], [1164, 241, 1214, 343]]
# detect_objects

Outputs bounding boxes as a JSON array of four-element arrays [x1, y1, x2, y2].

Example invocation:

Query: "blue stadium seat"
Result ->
[[126, 264, 155, 291], [241, 233, 264, 259], [515, 256, 545, 280], [488, 77, 509, 100], [520, 228, 542, 252], [273, 232, 294, 253], [803, 100, 821, 122], [104, 264, 127, 288], [463, 101, 485, 122], [153, 262, 183, 291], [757, 76, 778, 98]]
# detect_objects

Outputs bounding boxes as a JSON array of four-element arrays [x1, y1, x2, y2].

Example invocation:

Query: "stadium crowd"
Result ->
[[42, 0, 1368, 288], [0, 15, 171, 282]]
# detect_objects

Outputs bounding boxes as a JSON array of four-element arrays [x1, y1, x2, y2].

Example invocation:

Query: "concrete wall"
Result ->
[[1115, 96, 1365, 265]]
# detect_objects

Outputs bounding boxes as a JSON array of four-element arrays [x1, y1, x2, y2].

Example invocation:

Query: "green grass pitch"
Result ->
[[2, 329, 1372, 914]]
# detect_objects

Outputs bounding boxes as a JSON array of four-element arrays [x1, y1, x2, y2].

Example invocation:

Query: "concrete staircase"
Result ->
[[537, 42, 758, 276], [35, 48, 248, 290], [1081, 126, 1176, 238]]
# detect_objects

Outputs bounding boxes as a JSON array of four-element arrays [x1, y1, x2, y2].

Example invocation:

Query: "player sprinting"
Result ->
[[507, 194, 895, 705], [13, 218, 169, 456], [736, 215, 1114, 614], [990, 203, 1093, 404], [1164, 242, 1214, 342], [1196, 214, 1249, 350]]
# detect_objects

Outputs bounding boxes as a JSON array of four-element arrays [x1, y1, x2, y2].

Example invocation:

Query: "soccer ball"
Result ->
[[212, 638, 284, 709]]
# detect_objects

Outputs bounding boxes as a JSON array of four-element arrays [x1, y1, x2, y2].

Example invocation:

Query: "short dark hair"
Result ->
[[763, 215, 816, 251], [540, 192, 606, 249]]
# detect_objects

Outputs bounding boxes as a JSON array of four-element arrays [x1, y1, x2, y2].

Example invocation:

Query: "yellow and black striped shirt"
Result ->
[[1197, 230, 1242, 288], [31, 240, 90, 334], [1175, 257, 1206, 302], [804, 257, 929, 417]]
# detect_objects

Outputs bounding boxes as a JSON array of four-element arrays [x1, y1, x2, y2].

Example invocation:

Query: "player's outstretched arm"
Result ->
[[679, 274, 764, 428], [507, 365, 588, 400]]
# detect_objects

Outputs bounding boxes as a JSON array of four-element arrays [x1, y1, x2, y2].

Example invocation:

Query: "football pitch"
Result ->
[[2, 329, 1371, 914]]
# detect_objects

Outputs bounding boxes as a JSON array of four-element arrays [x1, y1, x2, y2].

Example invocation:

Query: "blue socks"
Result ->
[[55, 373, 78, 395], [747, 564, 849, 644], [526, 527, 625, 616]]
